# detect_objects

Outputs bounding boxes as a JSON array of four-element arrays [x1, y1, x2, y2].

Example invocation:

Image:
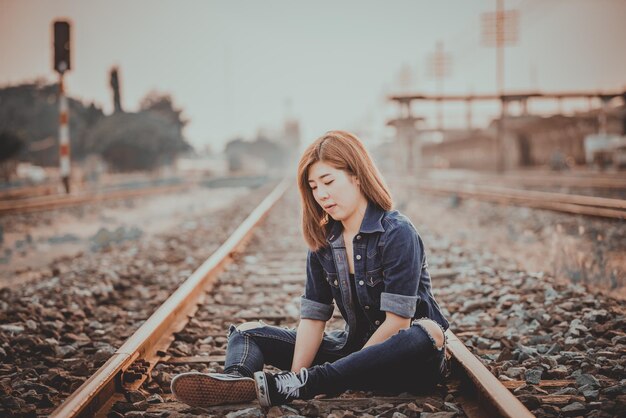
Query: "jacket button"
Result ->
[[356, 235, 361, 240], [356, 255, 361, 260], [364, 305, 370, 310], [358, 280, 364, 286], [374, 320, 380, 326]]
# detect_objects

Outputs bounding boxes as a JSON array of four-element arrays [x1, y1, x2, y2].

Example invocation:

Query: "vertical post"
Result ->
[[53, 20, 72, 194], [521, 98, 528, 116], [437, 86, 443, 131], [59, 75, 71, 193], [598, 96, 608, 135], [428, 41, 451, 133], [496, 0, 505, 172]]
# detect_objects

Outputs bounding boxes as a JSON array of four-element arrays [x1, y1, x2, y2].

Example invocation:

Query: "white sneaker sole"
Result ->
[[253, 371, 272, 407]]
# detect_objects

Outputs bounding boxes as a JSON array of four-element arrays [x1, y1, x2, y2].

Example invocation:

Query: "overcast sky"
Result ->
[[1, 0, 625, 151]]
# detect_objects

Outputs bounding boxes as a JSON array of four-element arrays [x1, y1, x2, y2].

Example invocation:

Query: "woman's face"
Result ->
[[308, 161, 365, 223]]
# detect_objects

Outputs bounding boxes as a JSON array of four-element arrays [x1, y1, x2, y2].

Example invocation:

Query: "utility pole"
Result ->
[[481, 1, 518, 172], [110, 67, 123, 113], [53, 20, 72, 193], [427, 41, 452, 132]]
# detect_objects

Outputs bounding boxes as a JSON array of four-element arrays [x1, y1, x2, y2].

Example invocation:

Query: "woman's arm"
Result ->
[[363, 311, 410, 349], [291, 318, 326, 371]]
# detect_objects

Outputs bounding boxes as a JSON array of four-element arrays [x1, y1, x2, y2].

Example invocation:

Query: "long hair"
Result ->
[[297, 130, 393, 251]]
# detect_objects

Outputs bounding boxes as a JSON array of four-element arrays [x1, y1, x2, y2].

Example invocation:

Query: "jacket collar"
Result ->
[[326, 200, 385, 243]]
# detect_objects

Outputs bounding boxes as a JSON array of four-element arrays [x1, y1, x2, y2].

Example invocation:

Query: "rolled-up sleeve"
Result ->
[[380, 221, 423, 318], [300, 250, 334, 321]]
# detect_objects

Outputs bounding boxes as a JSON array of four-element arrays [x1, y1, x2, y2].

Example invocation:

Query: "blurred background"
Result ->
[[0, 0, 624, 293], [1, 0, 625, 181]]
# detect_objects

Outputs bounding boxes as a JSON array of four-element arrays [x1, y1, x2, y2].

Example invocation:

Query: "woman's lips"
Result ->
[[324, 204, 337, 212]]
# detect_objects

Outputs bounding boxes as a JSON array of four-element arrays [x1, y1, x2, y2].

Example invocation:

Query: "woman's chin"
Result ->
[[328, 213, 342, 221]]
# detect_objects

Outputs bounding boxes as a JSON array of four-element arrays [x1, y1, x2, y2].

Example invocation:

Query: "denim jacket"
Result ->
[[300, 201, 449, 350]]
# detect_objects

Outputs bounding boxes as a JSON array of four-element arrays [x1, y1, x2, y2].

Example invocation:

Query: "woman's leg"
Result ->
[[224, 321, 344, 377], [303, 319, 446, 397], [223, 322, 298, 377], [172, 321, 343, 407]]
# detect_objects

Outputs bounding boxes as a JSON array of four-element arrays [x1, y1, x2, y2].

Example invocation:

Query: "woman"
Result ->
[[171, 131, 449, 408]]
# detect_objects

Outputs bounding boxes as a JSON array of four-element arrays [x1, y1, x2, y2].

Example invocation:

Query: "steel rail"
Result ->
[[51, 178, 290, 418], [0, 184, 190, 215], [0, 183, 58, 200], [446, 331, 534, 418], [417, 180, 626, 220], [492, 175, 626, 190], [424, 169, 626, 190]]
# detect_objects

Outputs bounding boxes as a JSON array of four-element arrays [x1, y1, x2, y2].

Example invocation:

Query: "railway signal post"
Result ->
[[481, 1, 518, 172], [53, 20, 72, 194]]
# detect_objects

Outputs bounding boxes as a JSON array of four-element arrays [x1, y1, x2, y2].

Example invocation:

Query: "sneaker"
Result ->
[[254, 368, 309, 407], [170, 372, 256, 408]]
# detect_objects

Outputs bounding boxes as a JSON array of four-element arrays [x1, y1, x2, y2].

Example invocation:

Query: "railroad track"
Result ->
[[51, 180, 534, 418], [0, 183, 190, 215], [423, 169, 626, 191], [414, 179, 626, 220], [0, 183, 59, 200]]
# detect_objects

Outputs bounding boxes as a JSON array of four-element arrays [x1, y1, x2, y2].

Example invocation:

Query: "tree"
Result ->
[[0, 131, 25, 163]]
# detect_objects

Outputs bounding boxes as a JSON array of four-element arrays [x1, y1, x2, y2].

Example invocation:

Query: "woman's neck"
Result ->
[[341, 197, 368, 237]]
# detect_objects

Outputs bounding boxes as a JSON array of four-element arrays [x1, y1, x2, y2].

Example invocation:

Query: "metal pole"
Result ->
[[437, 80, 443, 132], [496, 0, 505, 172], [59, 74, 71, 193]]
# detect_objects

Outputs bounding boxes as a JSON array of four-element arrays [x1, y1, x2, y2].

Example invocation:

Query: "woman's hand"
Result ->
[[291, 318, 326, 371], [362, 311, 411, 349]]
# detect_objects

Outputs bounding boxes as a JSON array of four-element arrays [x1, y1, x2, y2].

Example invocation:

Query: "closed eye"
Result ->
[[324, 180, 334, 186]]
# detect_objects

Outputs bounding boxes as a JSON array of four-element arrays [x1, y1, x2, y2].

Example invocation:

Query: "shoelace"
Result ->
[[274, 368, 309, 399]]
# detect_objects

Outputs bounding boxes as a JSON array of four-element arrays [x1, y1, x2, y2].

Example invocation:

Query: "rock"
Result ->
[[126, 390, 146, 403], [0, 324, 24, 334], [517, 394, 541, 410], [554, 387, 578, 395], [146, 394, 163, 403], [576, 373, 600, 388], [602, 384, 626, 397], [581, 387, 599, 400], [443, 402, 461, 414], [496, 348, 514, 361], [266, 406, 284, 418], [93, 345, 117, 363], [561, 402, 586, 415], [299, 402, 320, 416], [226, 407, 264, 418], [54, 345, 77, 358], [546, 343, 561, 355], [524, 368, 542, 385], [504, 367, 526, 378], [111, 400, 134, 414]]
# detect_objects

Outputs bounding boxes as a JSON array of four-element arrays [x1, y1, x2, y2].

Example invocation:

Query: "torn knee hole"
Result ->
[[416, 319, 445, 350], [235, 321, 264, 332]]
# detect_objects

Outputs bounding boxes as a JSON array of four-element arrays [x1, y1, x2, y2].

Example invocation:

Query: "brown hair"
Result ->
[[297, 130, 393, 251]]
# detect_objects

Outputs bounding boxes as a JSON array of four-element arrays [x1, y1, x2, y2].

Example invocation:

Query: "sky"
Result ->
[[1, 0, 625, 152]]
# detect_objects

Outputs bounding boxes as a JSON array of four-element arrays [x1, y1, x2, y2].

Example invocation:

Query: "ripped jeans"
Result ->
[[224, 319, 447, 397]]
